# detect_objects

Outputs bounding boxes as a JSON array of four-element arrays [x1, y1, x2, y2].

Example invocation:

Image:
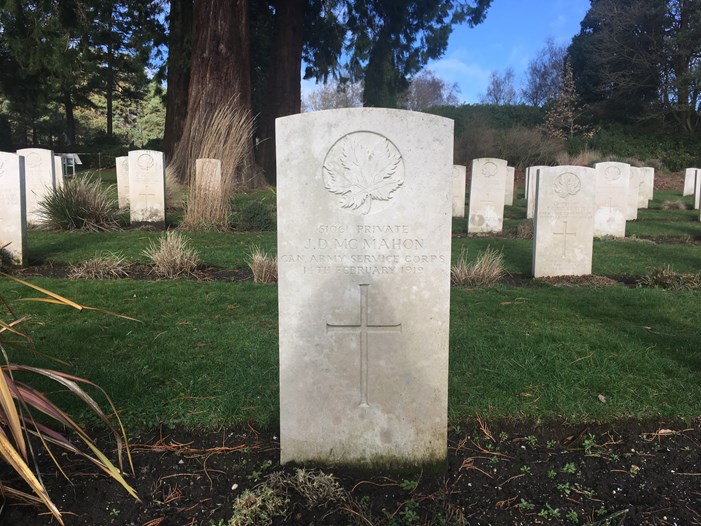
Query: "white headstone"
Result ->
[[505, 166, 515, 206], [638, 167, 654, 208], [593, 162, 630, 238], [276, 108, 453, 468], [195, 158, 222, 194], [115, 156, 130, 209], [626, 166, 640, 220], [0, 153, 27, 266], [452, 164, 466, 218], [16, 148, 55, 224], [683, 168, 697, 196], [527, 166, 547, 219], [468, 158, 507, 233], [695, 169, 701, 210], [53, 155, 64, 189], [532, 166, 595, 277], [127, 150, 165, 225]]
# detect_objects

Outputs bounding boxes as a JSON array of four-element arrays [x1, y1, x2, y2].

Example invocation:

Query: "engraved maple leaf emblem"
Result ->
[[323, 136, 403, 215]]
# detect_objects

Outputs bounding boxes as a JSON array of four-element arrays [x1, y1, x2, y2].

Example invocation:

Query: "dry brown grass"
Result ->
[[451, 247, 505, 287], [68, 252, 129, 280], [661, 199, 688, 210], [516, 219, 533, 239], [248, 245, 277, 284], [181, 158, 229, 231], [143, 231, 200, 279], [173, 98, 259, 231], [638, 265, 701, 291], [555, 149, 603, 167]]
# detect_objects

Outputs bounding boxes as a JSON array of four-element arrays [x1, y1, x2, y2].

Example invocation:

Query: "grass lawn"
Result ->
[[2, 182, 701, 432]]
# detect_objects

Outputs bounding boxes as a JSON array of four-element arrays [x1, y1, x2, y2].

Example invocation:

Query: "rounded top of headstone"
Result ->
[[554, 172, 581, 198], [481, 162, 498, 177], [322, 131, 404, 216]]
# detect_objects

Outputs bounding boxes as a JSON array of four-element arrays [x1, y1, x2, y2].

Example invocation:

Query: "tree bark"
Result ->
[[63, 90, 76, 146], [163, 0, 193, 159], [256, 0, 305, 186], [174, 0, 260, 186]]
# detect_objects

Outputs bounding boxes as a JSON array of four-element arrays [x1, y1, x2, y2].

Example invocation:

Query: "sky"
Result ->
[[429, 0, 591, 103], [303, 0, 591, 104]]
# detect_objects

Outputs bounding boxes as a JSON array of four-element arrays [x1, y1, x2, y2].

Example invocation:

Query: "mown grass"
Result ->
[[3, 176, 700, 433]]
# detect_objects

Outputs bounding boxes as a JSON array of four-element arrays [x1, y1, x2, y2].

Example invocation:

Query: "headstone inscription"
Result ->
[[593, 162, 629, 238], [0, 153, 27, 266], [452, 164, 466, 218], [532, 166, 595, 277], [16, 148, 55, 224], [683, 168, 697, 196], [276, 108, 453, 468], [115, 155, 130, 208], [127, 150, 166, 226], [468, 157, 507, 233], [505, 166, 515, 206]]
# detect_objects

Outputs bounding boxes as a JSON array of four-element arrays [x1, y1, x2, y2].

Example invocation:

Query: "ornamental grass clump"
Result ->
[[143, 231, 200, 279], [37, 174, 120, 231], [0, 272, 139, 525], [68, 251, 129, 280], [248, 245, 277, 284], [451, 247, 505, 287]]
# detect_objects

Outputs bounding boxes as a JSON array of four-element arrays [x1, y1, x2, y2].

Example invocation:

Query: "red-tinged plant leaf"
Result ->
[[0, 368, 26, 459], [0, 432, 64, 525]]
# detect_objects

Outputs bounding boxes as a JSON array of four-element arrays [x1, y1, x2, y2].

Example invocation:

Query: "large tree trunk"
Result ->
[[255, 0, 304, 186], [163, 0, 193, 159], [63, 90, 76, 146], [174, 0, 260, 187]]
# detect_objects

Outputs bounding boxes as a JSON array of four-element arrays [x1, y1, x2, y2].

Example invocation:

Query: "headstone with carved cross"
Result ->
[[115, 156, 130, 209], [16, 148, 55, 224], [593, 162, 630, 238], [452, 164, 466, 218], [0, 152, 27, 266], [532, 166, 596, 277], [128, 150, 165, 226], [276, 108, 453, 469], [468, 157, 507, 233]]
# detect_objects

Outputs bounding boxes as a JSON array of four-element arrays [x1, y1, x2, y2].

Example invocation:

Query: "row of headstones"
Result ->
[[683, 167, 701, 210], [0, 149, 169, 266], [451, 162, 516, 218]]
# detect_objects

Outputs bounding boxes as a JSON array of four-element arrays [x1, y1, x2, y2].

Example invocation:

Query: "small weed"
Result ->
[[561, 462, 577, 475], [489, 456, 500, 465], [517, 219, 533, 239], [547, 469, 557, 479], [557, 482, 572, 495], [525, 435, 538, 447], [229, 485, 287, 526], [546, 440, 558, 448], [566, 509, 579, 523], [517, 498, 535, 511], [400, 479, 419, 491], [537, 503, 560, 519], [583, 433, 598, 455], [398, 499, 420, 523], [499, 431, 509, 442], [69, 251, 129, 280], [248, 459, 273, 481], [519, 465, 532, 475]]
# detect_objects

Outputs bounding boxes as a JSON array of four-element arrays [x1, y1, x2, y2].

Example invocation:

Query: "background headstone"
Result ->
[[53, 155, 64, 189], [638, 167, 654, 208], [468, 157, 507, 233], [277, 108, 453, 468], [452, 164, 466, 218], [683, 168, 697, 196], [116, 155, 130, 209], [532, 166, 595, 277], [527, 166, 547, 219], [593, 162, 629, 238], [626, 166, 640, 220], [128, 150, 166, 226], [0, 153, 27, 266], [505, 166, 515, 206], [16, 148, 55, 224], [695, 169, 701, 210]]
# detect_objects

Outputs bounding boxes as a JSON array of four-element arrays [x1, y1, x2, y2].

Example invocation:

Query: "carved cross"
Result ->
[[553, 220, 576, 258], [326, 284, 402, 407]]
